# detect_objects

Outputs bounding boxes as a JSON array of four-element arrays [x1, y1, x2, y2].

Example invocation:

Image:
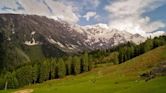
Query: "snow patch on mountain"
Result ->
[[31, 31, 36, 35], [47, 38, 65, 48], [24, 38, 40, 46]]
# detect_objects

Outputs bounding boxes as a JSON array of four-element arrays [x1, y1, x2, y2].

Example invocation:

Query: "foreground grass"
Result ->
[[1, 46, 166, 93]]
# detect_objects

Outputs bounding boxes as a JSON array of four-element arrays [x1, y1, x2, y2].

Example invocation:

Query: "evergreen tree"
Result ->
[[72, 56, 81, 75], [57, 58, 66, 78], [15, 65, 33, 87], [118, 48, 125, 63], [130, 46, 135, 58], [65, 56, 72, 75], [50, 58, 57, 79], [7, 71, 18, 89], [144, 39, 153, 52], [81, 52, 89, 72], [39, 60, 50, 83], [32, 64, 39, 84], [88, 55, 94, 70]]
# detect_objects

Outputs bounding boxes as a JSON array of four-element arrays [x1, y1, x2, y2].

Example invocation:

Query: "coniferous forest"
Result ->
[[0, 36, 166, 90]]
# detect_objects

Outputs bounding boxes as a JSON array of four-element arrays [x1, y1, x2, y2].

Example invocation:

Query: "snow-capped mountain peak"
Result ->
[[1, 14, 165, 52]]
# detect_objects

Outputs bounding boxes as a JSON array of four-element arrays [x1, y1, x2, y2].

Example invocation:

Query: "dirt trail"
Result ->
[[13, 89, 33, 93]]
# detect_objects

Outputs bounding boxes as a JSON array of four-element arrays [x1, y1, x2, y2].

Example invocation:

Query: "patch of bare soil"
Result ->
[[13, 89, 33, 93]]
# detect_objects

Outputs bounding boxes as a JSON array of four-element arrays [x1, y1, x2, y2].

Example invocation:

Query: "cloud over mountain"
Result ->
[[105, 0, 166, 35], [0, 0, 165, 35], [0, 0, 79, 23]]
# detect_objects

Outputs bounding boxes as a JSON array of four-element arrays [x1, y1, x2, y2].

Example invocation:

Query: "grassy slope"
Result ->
[[1, 45, 166, 93]]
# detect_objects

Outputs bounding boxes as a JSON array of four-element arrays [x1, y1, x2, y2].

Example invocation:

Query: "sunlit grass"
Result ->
[[1, 46, 166, 93]]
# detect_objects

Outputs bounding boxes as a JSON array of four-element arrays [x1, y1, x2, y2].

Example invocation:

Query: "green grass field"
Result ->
[[1, 46, 166, 93]]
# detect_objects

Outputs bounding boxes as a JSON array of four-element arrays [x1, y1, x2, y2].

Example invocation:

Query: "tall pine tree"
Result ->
[[57, 58, 66, 78], [72, 56, 81, 75], [81, 52, 89, 72]]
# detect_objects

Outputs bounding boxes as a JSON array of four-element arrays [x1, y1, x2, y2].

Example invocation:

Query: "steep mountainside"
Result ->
[[1, 14, 165, 52], [0, 14, 165, 70]]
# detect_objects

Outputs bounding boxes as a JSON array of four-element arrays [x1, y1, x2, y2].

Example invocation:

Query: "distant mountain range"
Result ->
[[0, 14, 165, 69], [0, 14, 165, 67]]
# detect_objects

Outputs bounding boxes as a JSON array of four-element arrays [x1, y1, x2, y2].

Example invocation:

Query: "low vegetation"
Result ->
[[0, 36, 166, 91], [1, 44, 166, 93]]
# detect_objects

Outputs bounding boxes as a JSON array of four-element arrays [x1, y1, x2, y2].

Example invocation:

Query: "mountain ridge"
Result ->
[[0, 14, 165, 51], [0, 13, 165, 70]]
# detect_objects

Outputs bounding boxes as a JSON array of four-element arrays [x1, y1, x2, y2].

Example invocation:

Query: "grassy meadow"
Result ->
[[1, 45, 166, 93]]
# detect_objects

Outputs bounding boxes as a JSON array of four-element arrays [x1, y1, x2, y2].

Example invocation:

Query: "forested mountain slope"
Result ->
[[2, 45, 166, 93]]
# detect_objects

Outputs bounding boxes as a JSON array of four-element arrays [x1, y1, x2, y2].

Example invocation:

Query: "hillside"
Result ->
[[1, 14, 166, 71], [1, 45, 166, 93]]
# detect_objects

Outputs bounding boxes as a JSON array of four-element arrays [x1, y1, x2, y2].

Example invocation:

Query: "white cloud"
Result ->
[[105, 0, 166, 35], [0, 0, 79, 23], [0, 0, 102, 23], [83, 11, 97, 21]]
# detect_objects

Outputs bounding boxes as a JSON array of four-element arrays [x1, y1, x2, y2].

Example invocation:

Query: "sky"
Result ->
[[0, 0, 166, 34]]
